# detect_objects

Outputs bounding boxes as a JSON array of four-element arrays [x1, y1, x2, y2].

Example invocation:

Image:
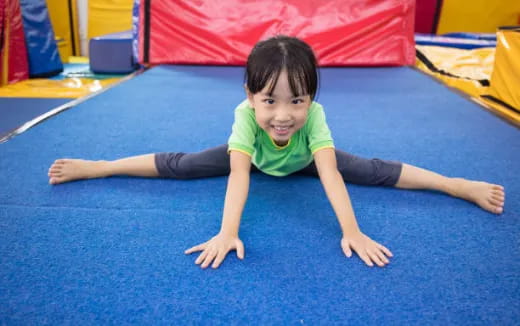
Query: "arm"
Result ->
[[220, 150, 252, 236], [313, 148, 392, 267], [185, 150, 251, 269], [313, 148, 360, 235]]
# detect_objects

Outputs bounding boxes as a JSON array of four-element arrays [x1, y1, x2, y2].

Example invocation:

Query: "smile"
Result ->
[[272, 125, 293, 135]]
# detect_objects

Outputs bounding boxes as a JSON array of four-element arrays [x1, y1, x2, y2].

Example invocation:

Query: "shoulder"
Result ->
[[308, 101, 325, 116], [233, 100, 257, 129], [235, 99, 254, 114], [303, 101, 331, 134], [306, 101, 327, 123]]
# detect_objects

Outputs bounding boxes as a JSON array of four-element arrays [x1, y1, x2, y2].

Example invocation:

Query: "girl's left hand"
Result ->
[[341, 232, 393, 267]]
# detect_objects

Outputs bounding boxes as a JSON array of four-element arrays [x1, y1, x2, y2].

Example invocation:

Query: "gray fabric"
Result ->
[[155, 144, 402, 186]]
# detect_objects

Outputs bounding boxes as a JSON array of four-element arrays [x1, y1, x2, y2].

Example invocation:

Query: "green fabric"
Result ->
[[228, 100, 334, 176]]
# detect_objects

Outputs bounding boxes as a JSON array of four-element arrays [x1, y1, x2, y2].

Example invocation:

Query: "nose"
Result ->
[[274, 106, 291, 122]]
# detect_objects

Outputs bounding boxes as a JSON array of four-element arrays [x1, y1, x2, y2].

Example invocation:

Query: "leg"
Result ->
[[48, 144, 248, 184], [298, 149, 402, 186], [49, 154, 160, 185], [395, 163, 505, 214], [154, 144, 235, 179], [298, 150, 506, 214]]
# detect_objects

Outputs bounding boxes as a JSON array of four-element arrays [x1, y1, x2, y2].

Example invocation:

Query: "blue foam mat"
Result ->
[[1, 65, 519, 324], [0, 97, 70, 139]]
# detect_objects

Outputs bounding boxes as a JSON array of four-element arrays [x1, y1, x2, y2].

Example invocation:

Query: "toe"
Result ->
[[482, 201, 502, 215], [489, 198, 503, 207], [50, 176, 65, 185]]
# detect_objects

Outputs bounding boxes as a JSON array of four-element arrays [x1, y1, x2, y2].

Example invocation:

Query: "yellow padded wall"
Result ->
[[46, 0, 80, 62], [437, 0, 520, 34], [87, 0, 133, 39], [489, 29, 520, 111]]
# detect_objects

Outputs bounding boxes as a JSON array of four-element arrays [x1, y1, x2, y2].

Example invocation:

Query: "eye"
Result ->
[[292, 99, 304, 105], [263, 99, 275, 105]]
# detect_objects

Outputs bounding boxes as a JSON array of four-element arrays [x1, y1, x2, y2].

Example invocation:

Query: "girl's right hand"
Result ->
[[185, 233, 245, 269]]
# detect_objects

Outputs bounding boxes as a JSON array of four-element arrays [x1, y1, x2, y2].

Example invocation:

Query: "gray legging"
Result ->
[[155, 144, 402, 186]]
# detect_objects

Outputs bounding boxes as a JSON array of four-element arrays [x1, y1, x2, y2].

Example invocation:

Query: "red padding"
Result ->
[[1, 0, 29, 84], [415, 0, 440, 33], [138, 0, 415, 66]]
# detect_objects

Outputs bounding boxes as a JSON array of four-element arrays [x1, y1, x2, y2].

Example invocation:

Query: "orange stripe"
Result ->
[[311, 145, 335, 155], [228, 148, 252, 157]]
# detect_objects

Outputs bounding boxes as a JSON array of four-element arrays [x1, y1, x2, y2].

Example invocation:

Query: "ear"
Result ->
[[244, 84, 254, 108]]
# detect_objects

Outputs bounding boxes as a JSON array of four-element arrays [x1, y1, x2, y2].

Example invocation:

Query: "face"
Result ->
[[247, 69, 311, 146]]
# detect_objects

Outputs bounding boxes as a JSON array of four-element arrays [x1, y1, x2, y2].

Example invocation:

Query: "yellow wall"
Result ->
[[437, 0, 520, 34], [46, 0, 80, 63], [88, 0, 133, 39]]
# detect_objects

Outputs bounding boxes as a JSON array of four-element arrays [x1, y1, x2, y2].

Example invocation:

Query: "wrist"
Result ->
[[342, 227, 361, 238], [218, 229, 239, 238]]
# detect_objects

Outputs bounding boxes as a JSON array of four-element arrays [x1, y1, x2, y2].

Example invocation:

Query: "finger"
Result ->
[[201, 250, 217, 269], [185, 244, 205, 255], [367, 250, 385, 267], [236, 240, 245, 259], [195, 250, 209, 265], [373, 249, 390, 265], [212, 250, 228, 269], [356, 250, 374, 267], [377, 244, 393, 257], [342, 240, 353, 258]]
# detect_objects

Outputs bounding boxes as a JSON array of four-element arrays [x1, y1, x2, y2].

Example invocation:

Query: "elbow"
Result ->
[[318, 167, 341, 181], [229, 167, 251, 178]]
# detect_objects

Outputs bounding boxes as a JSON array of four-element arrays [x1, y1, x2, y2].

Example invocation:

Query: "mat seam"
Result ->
[[0, 204, 197, 213]]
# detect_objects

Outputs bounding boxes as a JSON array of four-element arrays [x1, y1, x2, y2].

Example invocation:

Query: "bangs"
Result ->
[[262, 63, 310, 98]]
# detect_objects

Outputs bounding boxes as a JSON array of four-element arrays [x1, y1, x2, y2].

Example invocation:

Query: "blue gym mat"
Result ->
[[1, 65, 519, 324], [0, 97, 70, 140]]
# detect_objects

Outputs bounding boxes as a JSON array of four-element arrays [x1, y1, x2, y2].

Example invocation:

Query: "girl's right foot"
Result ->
[[48, 159, 107, 185]]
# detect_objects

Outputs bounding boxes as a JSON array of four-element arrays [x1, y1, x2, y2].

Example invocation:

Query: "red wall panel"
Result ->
[[137, 0, 415, 66]]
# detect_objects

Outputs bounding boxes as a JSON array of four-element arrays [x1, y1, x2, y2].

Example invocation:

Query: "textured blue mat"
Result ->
[[0, 97, 70, 139], [1, 65, 519, 324]]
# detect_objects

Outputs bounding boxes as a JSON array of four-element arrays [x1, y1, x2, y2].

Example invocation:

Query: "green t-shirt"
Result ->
[[227, 100, 335, 176]]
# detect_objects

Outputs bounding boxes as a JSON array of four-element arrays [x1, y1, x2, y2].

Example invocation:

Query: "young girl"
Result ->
[[48, 35, 505, 269]]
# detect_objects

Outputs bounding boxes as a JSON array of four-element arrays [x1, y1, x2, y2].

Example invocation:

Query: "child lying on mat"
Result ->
[[48, 36, 505, 269]]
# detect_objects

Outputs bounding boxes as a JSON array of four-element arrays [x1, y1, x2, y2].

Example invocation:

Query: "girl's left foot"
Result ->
[[450, 178, 505, 214]]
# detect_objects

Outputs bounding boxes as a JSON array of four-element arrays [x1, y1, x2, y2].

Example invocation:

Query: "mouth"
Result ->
[[271, 125, 293, 136]]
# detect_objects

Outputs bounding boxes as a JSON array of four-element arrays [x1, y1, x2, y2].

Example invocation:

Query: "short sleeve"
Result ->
[[306, 103, 334, 154], [227, 101, 258, 156]]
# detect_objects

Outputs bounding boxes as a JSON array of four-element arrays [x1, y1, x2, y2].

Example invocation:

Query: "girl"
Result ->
[[48, 35, 505, 269]]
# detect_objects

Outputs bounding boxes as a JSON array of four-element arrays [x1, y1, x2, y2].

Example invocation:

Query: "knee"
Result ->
[[370, 159, 402, 186], [165, 153, 194, 179], [156, 152, 191, 179]]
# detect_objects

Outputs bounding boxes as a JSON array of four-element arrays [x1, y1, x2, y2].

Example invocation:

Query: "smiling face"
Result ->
[[247, 69, 311, 146]]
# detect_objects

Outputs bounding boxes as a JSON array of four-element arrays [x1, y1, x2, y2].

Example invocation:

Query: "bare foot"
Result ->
[[450, 178, 505, 214], [48, 159, 107, 185]]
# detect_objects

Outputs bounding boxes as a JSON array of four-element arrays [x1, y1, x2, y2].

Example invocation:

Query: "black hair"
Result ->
[[245, 35, 319, 100]]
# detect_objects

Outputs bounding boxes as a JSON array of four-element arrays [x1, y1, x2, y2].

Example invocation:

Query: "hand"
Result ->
[[341, 231, 393, 267], [185, 233, 245, 269]]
